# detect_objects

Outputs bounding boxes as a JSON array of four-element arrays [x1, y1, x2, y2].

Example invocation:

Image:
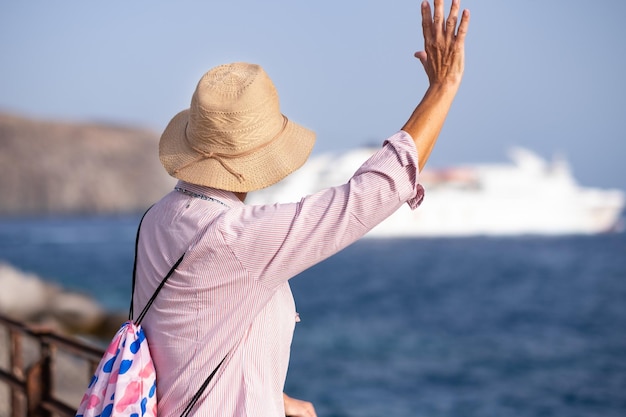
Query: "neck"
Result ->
[[234, 192, 247, 202]]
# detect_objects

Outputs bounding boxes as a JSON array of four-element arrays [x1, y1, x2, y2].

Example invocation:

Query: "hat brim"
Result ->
[[159, 109, 316, 192]]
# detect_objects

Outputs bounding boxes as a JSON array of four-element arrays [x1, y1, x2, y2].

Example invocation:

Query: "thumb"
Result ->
[[414, 51, 428, 67]]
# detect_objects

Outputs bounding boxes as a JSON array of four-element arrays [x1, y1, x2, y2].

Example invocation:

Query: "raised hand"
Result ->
[[415, 0, 470, 89]]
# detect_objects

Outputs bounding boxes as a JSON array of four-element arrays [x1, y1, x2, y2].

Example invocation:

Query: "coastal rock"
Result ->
[[0, 262, 54, 320], [0, 111, 175, 216], [49, 291, 107, 334], [0, 262, 117, 336]]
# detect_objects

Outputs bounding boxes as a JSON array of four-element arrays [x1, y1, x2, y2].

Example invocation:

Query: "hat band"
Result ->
[[173, 115, 289, 183]]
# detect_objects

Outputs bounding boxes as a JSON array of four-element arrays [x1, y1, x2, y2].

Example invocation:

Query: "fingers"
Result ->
[[432, 0, 445, 32], [445, 0, 460, 41], [421, 1, 433, 40], [422, 0, 468, 39], [284, 393, 318, 417], [456, 9, 470, 43]]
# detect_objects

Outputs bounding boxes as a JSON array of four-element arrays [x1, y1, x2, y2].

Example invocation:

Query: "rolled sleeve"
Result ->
[[380, 130, 425, 209]]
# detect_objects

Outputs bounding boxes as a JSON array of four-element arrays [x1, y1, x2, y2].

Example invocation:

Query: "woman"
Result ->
[[134, 1, 469, 416]]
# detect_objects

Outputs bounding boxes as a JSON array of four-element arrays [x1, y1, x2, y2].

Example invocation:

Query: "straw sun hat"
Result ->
[[159, 62, 316, 192]]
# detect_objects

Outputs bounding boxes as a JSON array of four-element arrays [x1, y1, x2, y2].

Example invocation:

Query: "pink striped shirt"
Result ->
[[134, 131, 424, 416]]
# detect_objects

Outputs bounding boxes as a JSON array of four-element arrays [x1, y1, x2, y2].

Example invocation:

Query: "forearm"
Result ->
[[401, 82, 460, 171]]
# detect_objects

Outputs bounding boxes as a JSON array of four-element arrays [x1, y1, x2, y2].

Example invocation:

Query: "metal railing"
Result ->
[[0, 314, 105, 417]]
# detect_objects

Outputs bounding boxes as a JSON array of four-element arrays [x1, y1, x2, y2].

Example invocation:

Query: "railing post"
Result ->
[[9, 328, 25, 417], [25, 331, 53, 417]]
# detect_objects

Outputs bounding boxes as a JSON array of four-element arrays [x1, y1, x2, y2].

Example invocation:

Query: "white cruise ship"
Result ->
[[246, 147, 625, 237]]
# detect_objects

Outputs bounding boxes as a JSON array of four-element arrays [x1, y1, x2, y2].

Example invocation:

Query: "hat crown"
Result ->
[[187, 63, 283, 154], [159, 62, 316, 193]]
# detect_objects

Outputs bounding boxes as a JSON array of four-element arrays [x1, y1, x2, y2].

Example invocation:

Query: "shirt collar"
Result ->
[[175, 180, 245, 207]]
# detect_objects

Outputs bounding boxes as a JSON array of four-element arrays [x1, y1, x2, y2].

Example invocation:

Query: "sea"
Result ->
[[0, 215, 625, 417]]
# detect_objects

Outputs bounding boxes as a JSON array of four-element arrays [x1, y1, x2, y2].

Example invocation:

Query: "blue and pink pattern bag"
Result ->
[[75, 321, 157, 417]]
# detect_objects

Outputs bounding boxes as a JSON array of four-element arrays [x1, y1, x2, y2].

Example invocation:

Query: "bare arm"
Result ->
[[402, 0, 470, 171]]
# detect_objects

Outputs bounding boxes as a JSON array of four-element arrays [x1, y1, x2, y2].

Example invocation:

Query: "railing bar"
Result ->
[[41, 334, 104, 359], [42, 398, 78, 416], [0, 316, 40, 337], [1, 317, 105, 359], [0, 369, 25, 390]]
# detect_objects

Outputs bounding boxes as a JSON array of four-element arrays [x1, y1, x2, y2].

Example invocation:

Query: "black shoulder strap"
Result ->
[[129, 206, 152, 321], [180, 355, 228, 417], [128, 206, 185, 324]]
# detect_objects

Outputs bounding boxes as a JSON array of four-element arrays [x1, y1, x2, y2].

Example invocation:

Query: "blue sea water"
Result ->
[[0, 215, 625, 417]]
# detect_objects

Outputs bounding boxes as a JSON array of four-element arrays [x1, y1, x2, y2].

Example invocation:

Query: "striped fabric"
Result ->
[[134, 131, 424, 416]]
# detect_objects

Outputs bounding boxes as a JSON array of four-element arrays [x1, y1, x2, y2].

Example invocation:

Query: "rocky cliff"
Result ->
[[0, 112, 175, 215]]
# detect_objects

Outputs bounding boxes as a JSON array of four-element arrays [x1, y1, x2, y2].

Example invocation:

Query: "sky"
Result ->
[[1, 0, 625, 192]]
